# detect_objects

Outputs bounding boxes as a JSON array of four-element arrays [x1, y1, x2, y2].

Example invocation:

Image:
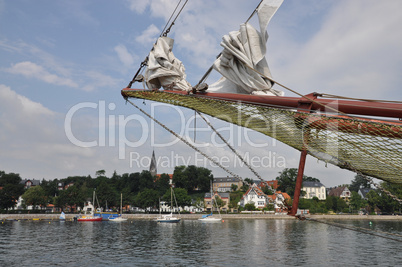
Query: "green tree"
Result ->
[[162, 188, 191, 208], [194, 167, 213, 192], [194, 197, 205, 211], [154, 173, 170, 195], [241, 178, 252, 192], [276, 168, 320, 197], [41, 179, 58, 197], [325, 196, 337, 211], [96, 170, 106, 177], [336, 197, 348, 212], [96, 180, 118, 209], [349, 174, 370, 192], [21, 186, 47, 209], [366, 182, 402, 214], [244, 202, 256, 211], [135, 188, 159, 210], [138, 170, 154, 191], [0, 171, 24, 210], [173, 166, 188, 189], [214, 196, 225, 211], [231, 184, 238, 192], [63, 185, 87, 211], [262, 186, 274, 195], [349, 191, 366, 212]]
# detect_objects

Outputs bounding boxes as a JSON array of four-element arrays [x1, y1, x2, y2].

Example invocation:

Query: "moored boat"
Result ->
[[77, 191, 102, 222], [156, 180, 180, 223], [109, 193, 128, 222]]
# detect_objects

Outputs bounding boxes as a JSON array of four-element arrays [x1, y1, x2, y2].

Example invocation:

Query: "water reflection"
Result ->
[[0, 219, 400, 266]]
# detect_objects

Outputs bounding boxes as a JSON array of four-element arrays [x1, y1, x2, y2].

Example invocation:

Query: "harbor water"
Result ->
[[0, 218, 400, 266]]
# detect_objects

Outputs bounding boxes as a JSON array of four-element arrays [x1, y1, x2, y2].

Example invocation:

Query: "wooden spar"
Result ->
[[122, 88, 402, 119], [121, 88, 402, 216], [288, 94, 317, 216]]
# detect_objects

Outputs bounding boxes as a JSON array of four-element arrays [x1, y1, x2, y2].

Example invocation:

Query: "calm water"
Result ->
[[0, 219, 400, 266]]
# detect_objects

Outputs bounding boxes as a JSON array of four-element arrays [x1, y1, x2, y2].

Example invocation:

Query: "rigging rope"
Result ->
[[195, 110, 264, 182], [127, 0, 189, 88], [318, 93, 402, 104], [125, 97, 284, 210], [308, 218, 402, 243], [160, 0, 189, 37], [242, 63, 402, 200], [124, 98, 244, 181]]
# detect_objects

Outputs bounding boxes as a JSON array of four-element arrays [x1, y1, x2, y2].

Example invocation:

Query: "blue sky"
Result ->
[[1, 0, 401, 187]]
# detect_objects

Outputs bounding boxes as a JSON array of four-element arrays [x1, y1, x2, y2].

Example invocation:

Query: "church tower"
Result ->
[[149, 150, 157, 177]]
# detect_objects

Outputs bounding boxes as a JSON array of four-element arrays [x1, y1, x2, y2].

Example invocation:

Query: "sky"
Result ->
[[1, 0, 401, 187]]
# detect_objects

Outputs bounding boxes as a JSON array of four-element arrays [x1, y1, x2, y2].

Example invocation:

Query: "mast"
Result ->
[[211, 180, 213, 213], [92, 190, 95, 215], [170, 178, 173, 214], [120, 193, 123, 216]]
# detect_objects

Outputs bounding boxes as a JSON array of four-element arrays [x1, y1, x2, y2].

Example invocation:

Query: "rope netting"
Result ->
[[122, 89, 402, 184]]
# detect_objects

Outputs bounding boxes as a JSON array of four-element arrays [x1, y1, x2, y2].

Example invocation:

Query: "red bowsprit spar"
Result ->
[[122, 88, 402, 215]]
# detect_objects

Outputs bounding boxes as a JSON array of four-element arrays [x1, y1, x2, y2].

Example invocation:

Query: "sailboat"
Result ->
[[77, 190, 102, 222], [109, 193, 128, 222], [59, 211, 66, 221], [199, 181, 222, 223], [156, 180, 180, 223]]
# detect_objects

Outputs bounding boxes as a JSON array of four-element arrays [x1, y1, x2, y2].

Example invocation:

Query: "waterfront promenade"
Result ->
[[1, 213, 400, 221]]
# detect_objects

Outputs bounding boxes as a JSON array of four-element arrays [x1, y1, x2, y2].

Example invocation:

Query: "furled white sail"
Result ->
[[208, 0, 284, 96], [144, 37, 192, 92]]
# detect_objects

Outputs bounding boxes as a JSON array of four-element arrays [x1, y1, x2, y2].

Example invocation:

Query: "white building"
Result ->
[[239, 184, 270, 209], [302, 181, 326, 200]]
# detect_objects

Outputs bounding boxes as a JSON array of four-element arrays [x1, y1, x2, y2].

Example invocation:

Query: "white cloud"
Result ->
[[273, 0, 402, 100], [114, 44, 134, 67], [81, 70, 120, 92], [6, 61, 79, 88], [135, 24, 160, 46], [0, 84, 54, 117], [126, 0, 149, 14]]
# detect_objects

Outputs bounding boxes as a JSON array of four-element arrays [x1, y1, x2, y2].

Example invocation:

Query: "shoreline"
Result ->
[[1, 213, 400, 221]]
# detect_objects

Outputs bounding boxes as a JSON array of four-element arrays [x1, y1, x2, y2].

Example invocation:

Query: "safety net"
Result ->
[[122, 89, 402, 184]]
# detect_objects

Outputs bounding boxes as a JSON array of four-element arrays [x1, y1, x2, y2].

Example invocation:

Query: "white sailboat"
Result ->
[[199, 181, 222, 223], [156, 180, 180, 223], [109, 193, 128, 222]]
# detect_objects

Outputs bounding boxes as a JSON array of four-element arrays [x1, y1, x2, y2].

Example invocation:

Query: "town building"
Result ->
[[213, 177, 243, 192], [20, 179, 40, 189], [268, 191, 291, 213], [358, 188, 373, 200], [302, 181, 326, 200], [239, 184, 270, 209], [203, 191, 230, 212], [328, 186, 351, 200]]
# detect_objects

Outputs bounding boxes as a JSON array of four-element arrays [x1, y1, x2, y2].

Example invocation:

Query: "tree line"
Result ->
[[1, 168, 401, 214], [0, 166, 213, 212], [276, 170, 401, 214]]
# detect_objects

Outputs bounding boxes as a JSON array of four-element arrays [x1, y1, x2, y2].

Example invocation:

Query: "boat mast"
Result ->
[[92, 190, 95, 215], [210, 180, 213, 213], [170, 178, 173, 214]]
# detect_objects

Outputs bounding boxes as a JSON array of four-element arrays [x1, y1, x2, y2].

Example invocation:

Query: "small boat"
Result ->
[[156, 180, 180, 223], [77, 191, 102, 222], [199, 181, 222, 223], [199, 212, 222, 223], [109, 193, 127, 222], [59, 211, 66, 221], [156, 213, 180, 223]]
